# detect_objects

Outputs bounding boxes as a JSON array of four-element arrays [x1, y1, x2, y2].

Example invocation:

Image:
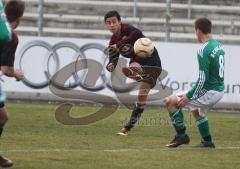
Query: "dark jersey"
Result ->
[[0, 31, 18, 67], [108, 24, 161, 68]]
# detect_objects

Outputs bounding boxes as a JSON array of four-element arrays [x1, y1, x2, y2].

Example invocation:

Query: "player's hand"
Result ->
[[14, 69, 24, 81], [106, 63, 115, 72], [177, 94, 190, 107], [109, 44, 117, 49]]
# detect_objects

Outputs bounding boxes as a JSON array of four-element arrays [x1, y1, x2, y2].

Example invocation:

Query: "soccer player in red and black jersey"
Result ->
[[0, 0, 24, 167], [104, 11, 162, 135]]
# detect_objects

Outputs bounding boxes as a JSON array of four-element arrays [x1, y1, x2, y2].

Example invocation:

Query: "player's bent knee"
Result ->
[[166, 95, 178, 106], [138, 94, 148, 104], [129, 62, 142, 68], [165, 95, 178, 111]]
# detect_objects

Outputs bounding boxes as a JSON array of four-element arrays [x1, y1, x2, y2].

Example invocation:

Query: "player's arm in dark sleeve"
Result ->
[[107, 44, 120, 66], [106, 37, 120, 72], [0, 33, 23, 81], [0, 40, 16, 67]]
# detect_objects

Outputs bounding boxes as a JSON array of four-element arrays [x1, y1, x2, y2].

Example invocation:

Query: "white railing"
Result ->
[[27, 0, 240, 43]]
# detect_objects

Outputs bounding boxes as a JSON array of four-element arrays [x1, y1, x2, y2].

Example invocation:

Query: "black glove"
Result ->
[[106, 63, 115, 72]]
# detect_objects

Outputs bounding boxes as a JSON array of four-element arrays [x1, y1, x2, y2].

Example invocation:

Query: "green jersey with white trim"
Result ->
[[186, 39, 225, 100], [0, 0, 11, 44], [0, 0, 3, 12]]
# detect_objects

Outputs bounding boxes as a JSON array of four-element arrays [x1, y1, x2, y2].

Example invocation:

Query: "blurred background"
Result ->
[[15, 0, 240, 44]]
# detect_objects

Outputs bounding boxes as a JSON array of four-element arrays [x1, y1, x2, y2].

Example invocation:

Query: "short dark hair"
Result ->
[[194, 18, 212, 34], [5, 0, 25, 23], [104, 10, 121, 23]]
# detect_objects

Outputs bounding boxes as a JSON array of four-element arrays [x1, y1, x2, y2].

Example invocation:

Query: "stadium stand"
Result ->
[[17, 0, 240, 43]]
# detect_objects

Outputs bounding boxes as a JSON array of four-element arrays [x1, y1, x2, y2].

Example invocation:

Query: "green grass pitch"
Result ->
[[1, 103, 240, 169]]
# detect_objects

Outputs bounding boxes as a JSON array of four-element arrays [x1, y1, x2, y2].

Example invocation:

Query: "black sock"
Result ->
[[124, 103, 145, 131], [0, 127, 3, 137], [203, 135, 212, 142], [176, 127, 186, 136], [0, 122, 5, 137]]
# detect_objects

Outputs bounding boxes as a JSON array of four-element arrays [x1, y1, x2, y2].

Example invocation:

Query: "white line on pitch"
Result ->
[[0, 147, 240, 153]]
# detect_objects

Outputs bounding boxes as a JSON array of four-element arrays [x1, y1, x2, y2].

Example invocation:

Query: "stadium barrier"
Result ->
[[20, 0, 240, 44]]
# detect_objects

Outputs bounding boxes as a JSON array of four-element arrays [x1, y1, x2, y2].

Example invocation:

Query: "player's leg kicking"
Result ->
[[117, 63, 161, 135]]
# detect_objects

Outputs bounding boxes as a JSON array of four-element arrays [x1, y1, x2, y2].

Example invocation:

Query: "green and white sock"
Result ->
[[169, 109, 186, 138], [196, 116, 212, 142]]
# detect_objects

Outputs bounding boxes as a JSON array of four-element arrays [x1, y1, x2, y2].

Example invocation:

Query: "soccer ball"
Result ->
[[133, 38, 154, 58]]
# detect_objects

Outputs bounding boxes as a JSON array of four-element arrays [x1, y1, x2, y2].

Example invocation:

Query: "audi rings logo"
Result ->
[[18, 40, 110, 90], [18, 40, 172, 125]]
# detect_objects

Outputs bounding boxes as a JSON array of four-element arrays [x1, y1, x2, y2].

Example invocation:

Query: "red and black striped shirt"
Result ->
[[108, 23, 161, 68]]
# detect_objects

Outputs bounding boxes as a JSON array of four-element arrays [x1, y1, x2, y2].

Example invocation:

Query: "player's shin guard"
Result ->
[[169, 109, 186, 138], [124, 103, 145, 131], [196, 116, 212, 142]]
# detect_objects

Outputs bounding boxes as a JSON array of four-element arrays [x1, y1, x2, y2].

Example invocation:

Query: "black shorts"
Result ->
[[0, 31, 18, 67], [130, 48, 162, 88], [140, 49, 162, 88], [141, 66, 162, 89]]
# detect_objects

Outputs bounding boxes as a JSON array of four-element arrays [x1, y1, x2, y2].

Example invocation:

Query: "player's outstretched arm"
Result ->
[[106, 45, 120, 72], [1, 66, 23, 81]]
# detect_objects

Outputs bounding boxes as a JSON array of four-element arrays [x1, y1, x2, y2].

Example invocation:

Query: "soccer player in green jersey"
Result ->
[[165, 18, 225, 148], [0, 0, 25, 167], [0, 0, 12, 44]]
